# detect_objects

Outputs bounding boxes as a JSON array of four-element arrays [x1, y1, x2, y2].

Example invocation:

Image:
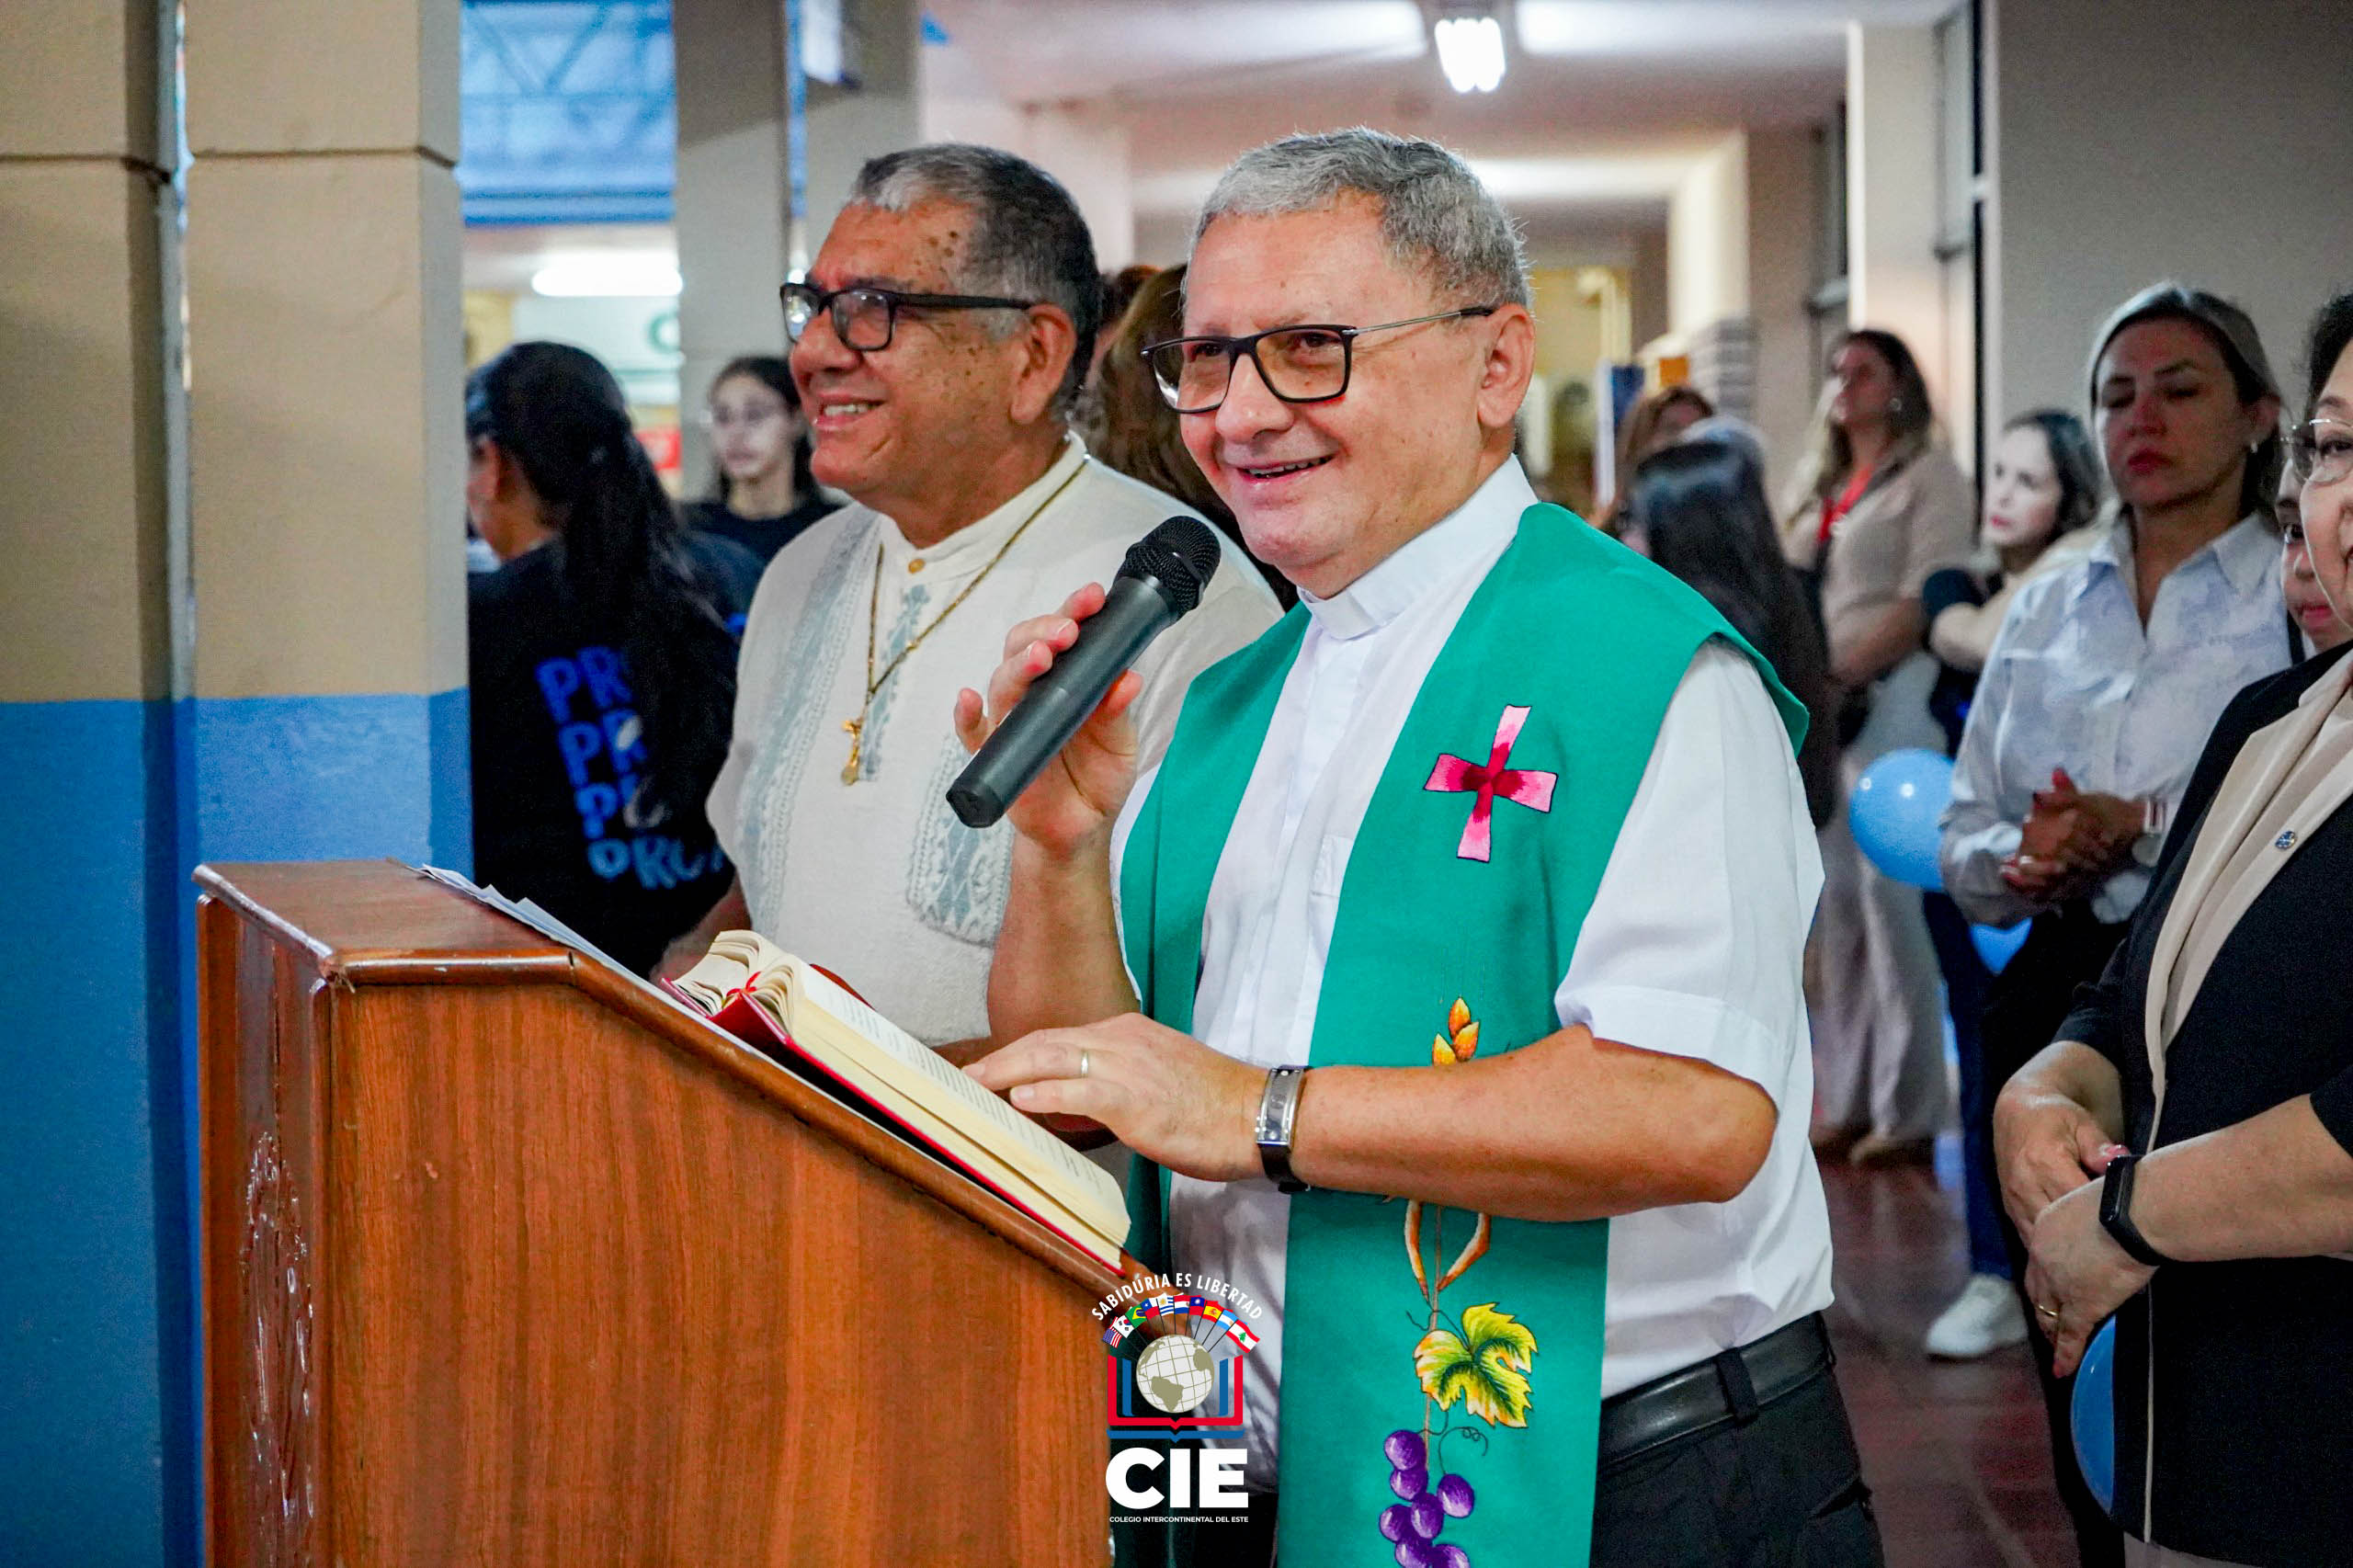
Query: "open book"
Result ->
[[668, 932, 1130, 1272]]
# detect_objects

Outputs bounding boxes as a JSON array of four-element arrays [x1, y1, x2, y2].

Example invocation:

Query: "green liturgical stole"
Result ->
[[1117, 505, 1804, 1568]]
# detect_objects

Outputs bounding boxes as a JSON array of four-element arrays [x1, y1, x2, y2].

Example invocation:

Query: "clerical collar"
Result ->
[[1297, 459, 1538, 642]]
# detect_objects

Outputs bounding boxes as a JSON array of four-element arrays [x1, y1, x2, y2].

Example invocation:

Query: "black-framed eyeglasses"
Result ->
[[1141, 306, 1500, 415], [779, 281, 1040, 351]]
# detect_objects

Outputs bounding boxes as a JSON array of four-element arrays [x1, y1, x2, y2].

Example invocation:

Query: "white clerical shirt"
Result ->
[[1110, 459, 1833, 1489]]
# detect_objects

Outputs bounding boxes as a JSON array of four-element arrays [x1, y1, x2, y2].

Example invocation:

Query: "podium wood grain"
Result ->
[[198, 860, 1122, 1567]]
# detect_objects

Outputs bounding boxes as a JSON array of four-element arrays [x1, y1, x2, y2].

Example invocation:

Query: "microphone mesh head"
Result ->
[[1115, 517, 1222, 616]]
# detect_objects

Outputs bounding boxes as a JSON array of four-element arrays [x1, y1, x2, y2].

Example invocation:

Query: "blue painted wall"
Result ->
[[0, 689, 468, 1566], [0, 699, 181, 1567], [188, 690, 472, 865]]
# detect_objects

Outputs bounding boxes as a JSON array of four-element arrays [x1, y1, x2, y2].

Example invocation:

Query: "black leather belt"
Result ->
[[1597, 1313, 1834, 1474]]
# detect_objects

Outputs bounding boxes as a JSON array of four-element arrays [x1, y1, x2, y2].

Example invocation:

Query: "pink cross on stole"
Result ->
[[1422, 704, 1559, 863]]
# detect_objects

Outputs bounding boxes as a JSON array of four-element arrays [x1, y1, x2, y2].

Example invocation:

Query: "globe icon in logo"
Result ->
[[1134, 1335, 1216, 1414]]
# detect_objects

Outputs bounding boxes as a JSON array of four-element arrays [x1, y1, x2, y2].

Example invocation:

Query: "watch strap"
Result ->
[[1255, 1064, 1310, 1194], [2099, 1153, 2172, 1267]]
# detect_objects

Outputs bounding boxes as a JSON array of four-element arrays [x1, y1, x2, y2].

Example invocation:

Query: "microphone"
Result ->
[[948, 516, 1222, 829]]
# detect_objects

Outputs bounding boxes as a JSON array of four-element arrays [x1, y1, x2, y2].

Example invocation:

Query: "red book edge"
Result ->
[[661, 977, 1124, 1279]]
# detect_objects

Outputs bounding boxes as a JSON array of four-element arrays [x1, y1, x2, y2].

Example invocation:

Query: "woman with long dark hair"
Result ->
[[683, 354, 832, 566], [1782, 326, 1976, 1167], [466, 341, 761, 972], [1625, 436, 1836, 828]]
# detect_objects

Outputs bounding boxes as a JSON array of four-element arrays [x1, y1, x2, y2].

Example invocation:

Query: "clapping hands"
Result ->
[[2000, 768, 2143, 905]]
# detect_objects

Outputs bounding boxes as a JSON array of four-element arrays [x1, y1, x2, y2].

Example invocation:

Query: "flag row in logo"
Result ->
[[1101, 1292, 1262, 1355]]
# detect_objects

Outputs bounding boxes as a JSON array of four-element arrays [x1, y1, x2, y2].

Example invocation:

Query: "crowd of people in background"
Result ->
[[449, 131, 2353, 1566]]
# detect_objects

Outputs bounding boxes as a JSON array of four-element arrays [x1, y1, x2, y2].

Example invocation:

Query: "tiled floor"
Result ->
[[1819, 1157, 2082, 1568]]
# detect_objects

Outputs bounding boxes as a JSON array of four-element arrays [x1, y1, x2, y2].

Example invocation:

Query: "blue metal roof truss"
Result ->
[[459, 0, 676, 225]]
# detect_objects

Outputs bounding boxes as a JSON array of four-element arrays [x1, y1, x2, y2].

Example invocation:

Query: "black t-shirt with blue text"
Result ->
[[468, 532, 761, 973]]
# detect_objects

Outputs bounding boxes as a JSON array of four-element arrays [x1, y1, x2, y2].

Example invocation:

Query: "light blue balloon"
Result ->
[[1848, 747, 1954, 891], [1971, 921, 2029, 974], [2072, 1319, 2118, 1513]]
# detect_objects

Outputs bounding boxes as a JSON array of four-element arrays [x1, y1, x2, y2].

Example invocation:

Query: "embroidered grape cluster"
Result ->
[[1377, 1428, 1476, 1567]]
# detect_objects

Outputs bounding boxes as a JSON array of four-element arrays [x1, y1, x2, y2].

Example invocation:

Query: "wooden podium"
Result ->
[[197, 860, 1120, 1565]]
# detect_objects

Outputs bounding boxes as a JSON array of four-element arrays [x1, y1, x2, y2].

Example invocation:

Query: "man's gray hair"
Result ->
[[1194, 129, 1530, 308], [850, 142, 1102, 415]]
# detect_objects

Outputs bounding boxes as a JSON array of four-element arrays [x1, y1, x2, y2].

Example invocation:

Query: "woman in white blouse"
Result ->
[[1938, 281, 2291, 1568]]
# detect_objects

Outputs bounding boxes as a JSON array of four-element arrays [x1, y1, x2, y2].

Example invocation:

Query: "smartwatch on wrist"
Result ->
[[1255, 1065, 1311, 1194], [2098, 1151, 2173, 1267]]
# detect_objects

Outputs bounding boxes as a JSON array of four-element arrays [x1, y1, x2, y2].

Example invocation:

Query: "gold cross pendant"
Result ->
[[841, 717, 863, 785]]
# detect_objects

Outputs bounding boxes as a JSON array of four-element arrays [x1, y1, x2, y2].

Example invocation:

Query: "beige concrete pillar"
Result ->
[[1744, 125, 1821, 495], [801, 0, 921, 258], [1846, 24, 1949, 410], [674, 0, 792, 483], [180, 0, 468, 863], [1667, 132, 1748, 338], [0, 5, 170, 712], [1664, 132, 1758, 425]]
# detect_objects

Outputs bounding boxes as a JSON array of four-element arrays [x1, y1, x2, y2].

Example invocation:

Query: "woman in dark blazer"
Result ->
[[1993, 292, 2353, 1568]]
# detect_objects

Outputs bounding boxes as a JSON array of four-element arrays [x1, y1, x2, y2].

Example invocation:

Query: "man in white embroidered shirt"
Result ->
[[962, 131, 1879, 1568], [658, 144, 1277, 1054]]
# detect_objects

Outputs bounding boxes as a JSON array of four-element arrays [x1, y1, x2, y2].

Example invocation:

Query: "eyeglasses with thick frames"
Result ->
[[779, 281, 1040, 351], [1142, 306, 1501, 415], [2292, 417, 2353, 487]]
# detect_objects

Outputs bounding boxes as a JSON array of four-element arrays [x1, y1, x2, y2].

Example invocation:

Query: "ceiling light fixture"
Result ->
[[529, 255, 683, 298], [1433, 11, 1506, 95]]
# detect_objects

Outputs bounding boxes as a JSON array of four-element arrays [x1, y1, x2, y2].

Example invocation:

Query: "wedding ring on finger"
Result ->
[[2035, 1301, 2061, 1322], [1079, 1048, 1091, 1079]]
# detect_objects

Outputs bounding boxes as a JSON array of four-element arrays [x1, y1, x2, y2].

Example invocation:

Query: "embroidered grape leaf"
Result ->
[[1414, 1302, 1537, 1427]]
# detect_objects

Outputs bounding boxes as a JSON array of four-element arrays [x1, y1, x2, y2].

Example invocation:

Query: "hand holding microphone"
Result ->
[[949, 517, 1222, 845], [950, 583, 1144, 854]]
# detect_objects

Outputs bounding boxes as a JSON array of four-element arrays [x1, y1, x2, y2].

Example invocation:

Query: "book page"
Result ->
[[745, 1006, 1120, 1267], [670, 929, 789, 1013], [775, 963, 1126, 1236]]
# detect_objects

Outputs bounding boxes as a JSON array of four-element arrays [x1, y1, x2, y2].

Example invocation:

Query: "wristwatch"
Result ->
[[1255, 1065, 1311, 1194], [2098, 1152, 2173, 1267]]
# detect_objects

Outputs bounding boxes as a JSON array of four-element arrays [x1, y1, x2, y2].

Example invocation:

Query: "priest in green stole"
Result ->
[[963, 131, 1881, 1568]]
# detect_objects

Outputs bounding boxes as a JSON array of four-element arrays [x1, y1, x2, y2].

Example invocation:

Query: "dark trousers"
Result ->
[[1982, 901, 2131, 1568], [1923, 892, 2008, 1277], [1590, 1361, 1883, 1568]]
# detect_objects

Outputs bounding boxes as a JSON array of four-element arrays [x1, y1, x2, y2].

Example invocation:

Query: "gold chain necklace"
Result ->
[[840, 460, 1086, 785]]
